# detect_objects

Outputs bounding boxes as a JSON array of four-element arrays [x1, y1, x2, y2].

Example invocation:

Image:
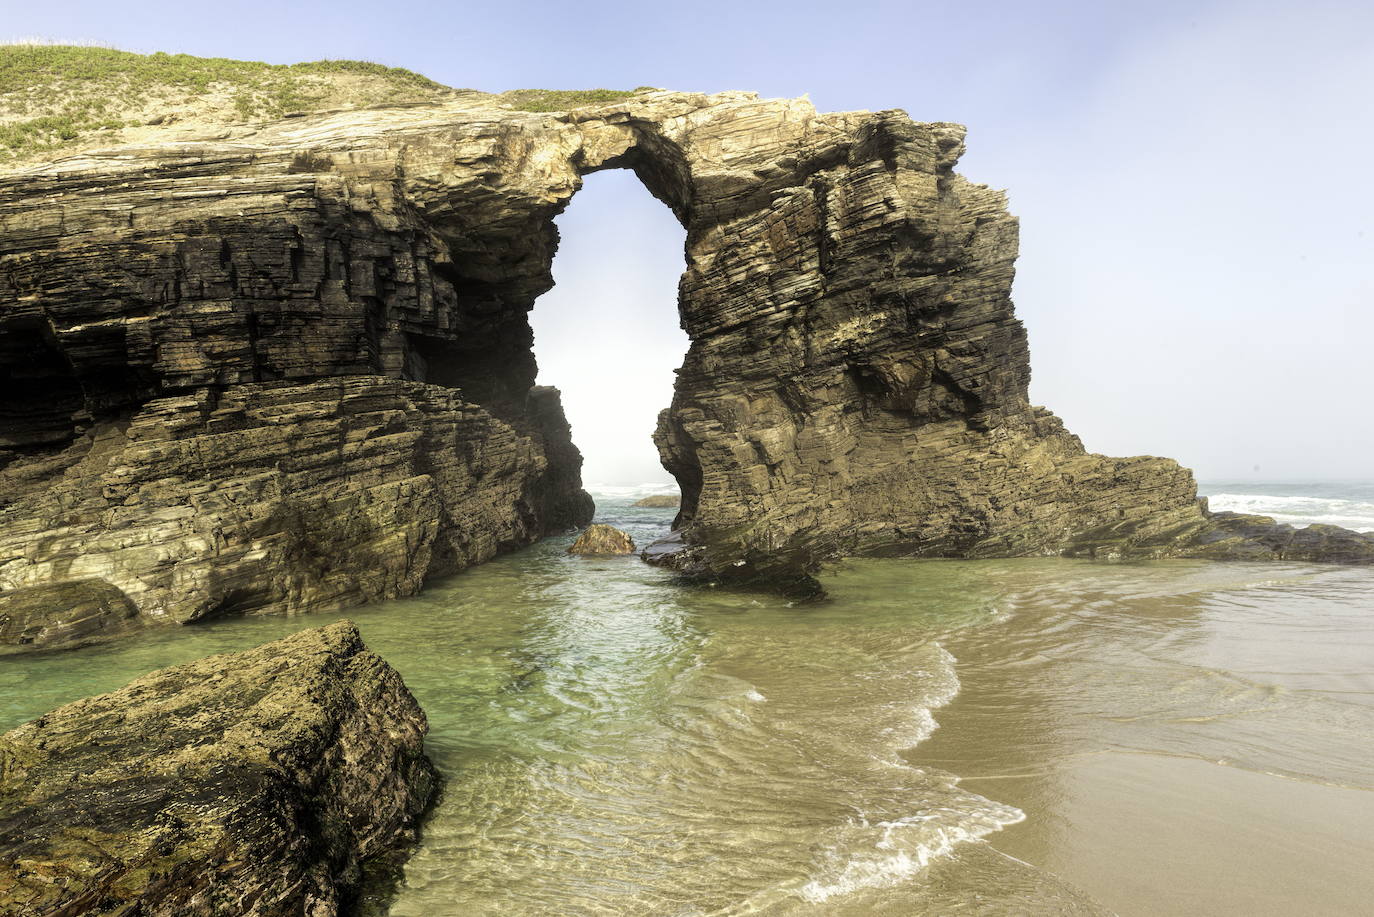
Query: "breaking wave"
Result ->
[[585, 482, 680, 499], [1205, 492, 1374, 532]]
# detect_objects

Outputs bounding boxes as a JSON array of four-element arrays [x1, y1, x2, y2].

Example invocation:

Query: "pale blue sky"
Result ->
[[6, 0, 1371, 483]]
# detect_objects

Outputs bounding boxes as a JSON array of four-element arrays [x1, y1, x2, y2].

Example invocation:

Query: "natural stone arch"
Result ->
[[367, 92, 1374, 581], [1, 89, 1369, 640], [386, 94, 1203, 583]]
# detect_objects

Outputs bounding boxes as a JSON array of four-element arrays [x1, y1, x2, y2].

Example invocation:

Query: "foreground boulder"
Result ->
[[0, 622, 436, 916], [569, 524, 637, 555], [632, 494, 681, 508]]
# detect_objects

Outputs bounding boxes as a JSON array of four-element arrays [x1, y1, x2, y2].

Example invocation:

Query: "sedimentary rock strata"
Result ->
[[0, 579, 142, 651], [1, 77, 1368, 617], [1, 377, 589, 626], [0, 621, 436, 916], [1188, 510, 1374, 564]]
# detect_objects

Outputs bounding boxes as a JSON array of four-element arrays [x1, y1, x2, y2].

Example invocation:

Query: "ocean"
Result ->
[[1201, 480, 1374, 532], [593, 479, 1374, 533], [2, 482, 1372, 915]]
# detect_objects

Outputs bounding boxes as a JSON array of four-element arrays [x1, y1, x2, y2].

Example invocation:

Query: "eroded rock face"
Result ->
[[1188, 510, 1374, 563], [0, 378, 590, 624], [1, 86, 1366, 608], [0, 621, 436, 916], [569, 524, 637, 555], [0, 579, 142, 652]]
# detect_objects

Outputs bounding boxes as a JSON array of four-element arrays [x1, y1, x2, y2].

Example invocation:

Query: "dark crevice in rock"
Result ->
[[0, 87, 1366, 637], [0, 316, 87, 454], [0, 313, 158, 473], [813, 175, 835, 276]]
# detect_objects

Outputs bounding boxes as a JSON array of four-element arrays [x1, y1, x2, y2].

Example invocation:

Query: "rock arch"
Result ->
[[0, 89, 1369, 635]]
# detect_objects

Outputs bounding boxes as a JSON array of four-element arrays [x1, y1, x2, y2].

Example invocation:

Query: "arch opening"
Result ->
[[529, 168, 689, 499]]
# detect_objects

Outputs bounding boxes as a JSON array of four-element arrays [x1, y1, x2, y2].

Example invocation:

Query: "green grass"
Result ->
[[0, 44, 451, 158], [500, 87, 659, 112], [0, 44, 665, 160]]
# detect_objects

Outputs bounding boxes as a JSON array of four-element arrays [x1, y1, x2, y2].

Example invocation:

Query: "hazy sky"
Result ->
[[7, 0, 1371, 483]]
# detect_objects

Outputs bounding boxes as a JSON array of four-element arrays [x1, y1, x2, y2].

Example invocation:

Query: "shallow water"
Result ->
[[3, 496, 1372, 915]]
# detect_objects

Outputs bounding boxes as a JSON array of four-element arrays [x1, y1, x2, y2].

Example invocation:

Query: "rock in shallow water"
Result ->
[[0, 579, 143, 652], [1188, 511, 1374, 563], [632, 494, 681, 508], [0, 379, 594, 634], [569, 524, 637, 555], [0, 621, 436, 916]]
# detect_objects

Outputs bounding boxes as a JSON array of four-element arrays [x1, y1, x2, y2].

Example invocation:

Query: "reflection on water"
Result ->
[[3, 498, 1372, 915], [906, 559, 1374, 916]]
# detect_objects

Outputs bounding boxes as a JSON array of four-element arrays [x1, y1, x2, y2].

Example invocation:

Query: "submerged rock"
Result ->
[[1187, 511, 1374, 563], [569, 524, 637, 555], [0, 579, 142, 652], [0, 621, 437, 916], [632, 494, 681, 508]]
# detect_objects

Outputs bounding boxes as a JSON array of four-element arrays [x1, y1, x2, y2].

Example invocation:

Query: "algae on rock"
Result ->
[[1, 50, 1370, 629], [0, 622, 436, 916]]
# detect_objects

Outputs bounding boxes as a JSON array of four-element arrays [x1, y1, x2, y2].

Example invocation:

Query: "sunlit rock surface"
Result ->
[[0, 622, 436, 916], [1, 378, 589, 627], [568, 523, 637, 555], [2, 84, 1369, 618], [0, 579, 142, 652]]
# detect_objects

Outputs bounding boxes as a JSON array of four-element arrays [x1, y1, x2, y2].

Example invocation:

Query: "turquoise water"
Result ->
[[4, 494, 1374, 915]]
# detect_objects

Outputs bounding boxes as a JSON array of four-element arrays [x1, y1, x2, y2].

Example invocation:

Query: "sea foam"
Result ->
[[794, 643, 1025, 905], [1205, 492, 1374, 532]]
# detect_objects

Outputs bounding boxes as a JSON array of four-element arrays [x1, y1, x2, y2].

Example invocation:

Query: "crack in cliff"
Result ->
[[0, 86, 1368, 638]]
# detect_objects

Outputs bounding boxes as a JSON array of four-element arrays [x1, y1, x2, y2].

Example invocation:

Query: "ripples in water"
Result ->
[[3, 497, 1372, 915]]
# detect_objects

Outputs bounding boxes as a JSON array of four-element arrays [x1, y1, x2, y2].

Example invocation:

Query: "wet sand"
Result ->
[[988, 752, 1374, 915], [911, 558, 1374, 916]]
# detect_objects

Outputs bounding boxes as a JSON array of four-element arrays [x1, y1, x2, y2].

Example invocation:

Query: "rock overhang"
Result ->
[[1, 83, 1370, 639]]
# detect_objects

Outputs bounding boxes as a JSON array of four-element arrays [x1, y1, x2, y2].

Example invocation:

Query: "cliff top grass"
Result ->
[[0, 44, 452, 159], [0, 44, 660, 162], [499, 87, 659, 112]]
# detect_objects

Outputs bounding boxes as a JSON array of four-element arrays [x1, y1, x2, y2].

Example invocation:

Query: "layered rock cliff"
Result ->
[[0, 622, 436, 915], [2, 64, 1369, 629]]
